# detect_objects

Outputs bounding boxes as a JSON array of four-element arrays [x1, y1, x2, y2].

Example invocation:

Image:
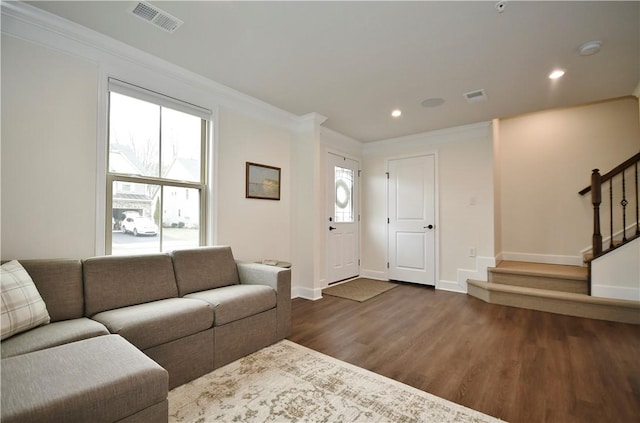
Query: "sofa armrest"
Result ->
[[236, 262, 288, 291], [236, 262, 291, 338]]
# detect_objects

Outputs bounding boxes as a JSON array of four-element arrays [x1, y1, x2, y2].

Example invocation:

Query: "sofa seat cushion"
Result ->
[[1, 335, 167, 423], [185, 284, 276, 326], [91, 298, 213, 350], [1, 318, 109, 359]]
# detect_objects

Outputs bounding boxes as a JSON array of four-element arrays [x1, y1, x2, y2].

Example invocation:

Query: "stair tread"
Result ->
[[492, 261, 588, 281], [467, 279, 639, 308]]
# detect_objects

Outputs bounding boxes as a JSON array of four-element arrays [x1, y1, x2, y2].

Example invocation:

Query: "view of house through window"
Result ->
[[107, 81, 208, 255]]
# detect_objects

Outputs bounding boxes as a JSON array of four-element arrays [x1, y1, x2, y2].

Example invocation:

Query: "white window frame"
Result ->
[[105, 78, 211, 255]]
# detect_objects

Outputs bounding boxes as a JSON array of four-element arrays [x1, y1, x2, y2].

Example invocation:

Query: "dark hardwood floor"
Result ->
[[288, 282, 640, 423]]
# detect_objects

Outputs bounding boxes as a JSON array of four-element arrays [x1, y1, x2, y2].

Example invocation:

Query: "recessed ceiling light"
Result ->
[[549, 70, 565, 80], [391, 109, 402, 118]]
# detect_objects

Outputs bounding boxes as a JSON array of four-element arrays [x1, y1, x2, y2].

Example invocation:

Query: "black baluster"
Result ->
[[635, 162, 640, 235], [621, 171, 627, 242], [609, 179, 614, 249]]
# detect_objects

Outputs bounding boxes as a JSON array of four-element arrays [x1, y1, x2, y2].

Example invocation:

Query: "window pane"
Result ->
[[161, 108, 202, 183], [334, 166, 354, 223], [161, 186, 200, 252], [109, 92, 160, 177], [108, 85, 207, 256], [112, 181, 160, 255], [111, 182, 201, 254]]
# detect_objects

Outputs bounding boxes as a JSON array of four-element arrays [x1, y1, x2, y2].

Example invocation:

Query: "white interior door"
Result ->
[[326, 153, 359, 284], [388, 155, 436, 285]]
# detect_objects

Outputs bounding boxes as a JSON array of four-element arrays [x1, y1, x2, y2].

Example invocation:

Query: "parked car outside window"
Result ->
[[121, 216, 159, 236]]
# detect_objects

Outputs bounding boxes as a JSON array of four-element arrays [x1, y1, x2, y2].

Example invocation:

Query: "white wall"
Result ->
[[289, 114, 327, 299], [1, 35, 99, 259], [321, 127, 363, 159], [361, 123, 495, 293], [216, 109, 292, 263], [591, 238, 640, 301], [492, 119, 502, 257], [498, 98, 640, 265]]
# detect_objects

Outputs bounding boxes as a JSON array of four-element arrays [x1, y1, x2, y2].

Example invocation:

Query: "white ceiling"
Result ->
[[26, 1, 640, 142]]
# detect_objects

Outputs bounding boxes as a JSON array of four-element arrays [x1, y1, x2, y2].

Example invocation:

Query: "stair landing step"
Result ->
[[467, 279, 640, 324]]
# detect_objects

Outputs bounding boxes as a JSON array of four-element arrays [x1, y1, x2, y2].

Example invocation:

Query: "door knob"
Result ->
[[329, 226, 337, 231], [424, 224, 434, 229]]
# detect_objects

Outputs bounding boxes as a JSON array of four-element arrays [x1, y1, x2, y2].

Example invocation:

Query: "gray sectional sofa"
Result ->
[[0, 246, 291, 423]]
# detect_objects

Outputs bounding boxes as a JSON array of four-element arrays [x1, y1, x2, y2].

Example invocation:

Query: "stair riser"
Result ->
[[467, 286, 640, 324], [489, 272, 588, 294]]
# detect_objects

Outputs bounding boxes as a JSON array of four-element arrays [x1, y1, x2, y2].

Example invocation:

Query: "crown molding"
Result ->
[[295, 112, 328, 133], [1, 1, 301, 131], [362, 121, 492, 156]]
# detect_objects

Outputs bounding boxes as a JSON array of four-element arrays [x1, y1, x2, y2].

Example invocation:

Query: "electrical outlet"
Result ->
[[468, 247, 476, 257]]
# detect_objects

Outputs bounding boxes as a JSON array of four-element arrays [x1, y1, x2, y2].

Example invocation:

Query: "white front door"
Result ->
[[326, 153, 360, 284], [388, 155, 436, 285]]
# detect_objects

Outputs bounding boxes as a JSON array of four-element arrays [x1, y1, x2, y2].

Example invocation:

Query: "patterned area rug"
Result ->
[[168, 340, 505, 422], [322, 278, 398, 302]]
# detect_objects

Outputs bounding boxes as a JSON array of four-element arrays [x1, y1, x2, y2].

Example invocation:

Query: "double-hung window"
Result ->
[[106, 79, 210, 255]]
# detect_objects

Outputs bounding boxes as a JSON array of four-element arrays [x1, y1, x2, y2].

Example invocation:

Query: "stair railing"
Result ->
[[580, 152, 640, 258]]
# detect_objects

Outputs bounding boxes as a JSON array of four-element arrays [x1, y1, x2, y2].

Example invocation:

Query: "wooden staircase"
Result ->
[[467, 261, 640, 324]]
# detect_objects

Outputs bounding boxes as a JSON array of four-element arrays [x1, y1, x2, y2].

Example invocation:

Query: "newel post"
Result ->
[[591, 169, 602, 256]]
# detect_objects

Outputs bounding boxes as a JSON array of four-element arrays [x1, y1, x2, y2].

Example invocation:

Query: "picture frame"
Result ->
[[246, 162, 281, 200]]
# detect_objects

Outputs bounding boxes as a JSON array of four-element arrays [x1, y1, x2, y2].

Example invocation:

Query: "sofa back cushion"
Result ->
[[83, 254, 178, 317], [17, 259, 84, 322], [171, 246, 240, 296]]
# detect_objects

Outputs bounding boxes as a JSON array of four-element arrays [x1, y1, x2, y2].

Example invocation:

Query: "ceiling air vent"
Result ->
[[463, 89, 488, 104], [130, 2, 183, 33]]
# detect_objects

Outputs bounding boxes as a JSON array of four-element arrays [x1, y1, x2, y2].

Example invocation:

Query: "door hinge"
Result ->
[[387, 217, 390, 224], [386, 172, 389, 179], [358, 259, 360, 266], [358, 215, 361, 222], [358, 170, 361, 177], [387, 262, 389, 269]]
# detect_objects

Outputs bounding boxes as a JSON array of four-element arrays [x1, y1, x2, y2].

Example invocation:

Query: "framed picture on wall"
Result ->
[[246, 162, 281, 200]]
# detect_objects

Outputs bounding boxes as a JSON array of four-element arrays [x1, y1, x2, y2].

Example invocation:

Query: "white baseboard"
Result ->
[[292, 286, 322, 301], [500, 251, 583, 267], [445, 256, 496, 293], [437, 280, 466, 293], [591, 285, 640, 302]]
